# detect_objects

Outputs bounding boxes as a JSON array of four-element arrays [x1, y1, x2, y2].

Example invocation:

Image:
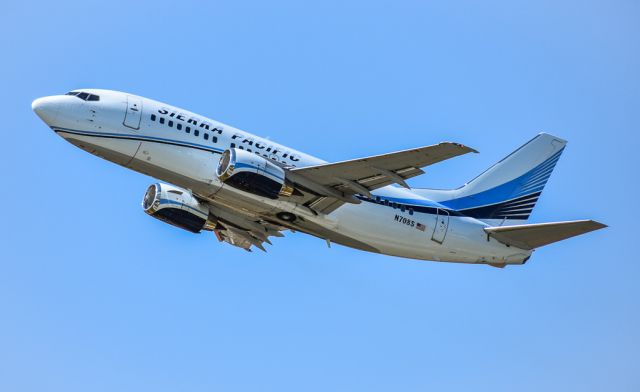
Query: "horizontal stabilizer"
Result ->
[[484, 220, 606, 250]]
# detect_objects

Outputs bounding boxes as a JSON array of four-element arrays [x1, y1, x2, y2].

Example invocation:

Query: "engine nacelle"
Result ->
[[142, 183, 216, 233], [216, 148, 294, 199]]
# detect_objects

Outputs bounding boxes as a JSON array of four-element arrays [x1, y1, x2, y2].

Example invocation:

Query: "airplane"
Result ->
[[32, 89, 606, 268]]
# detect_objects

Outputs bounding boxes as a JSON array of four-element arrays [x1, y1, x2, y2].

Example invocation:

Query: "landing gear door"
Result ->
[[123, 95, 142, 130], [431, 208, 450, 244]]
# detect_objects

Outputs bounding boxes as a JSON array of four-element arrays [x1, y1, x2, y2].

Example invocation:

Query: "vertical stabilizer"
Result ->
[[413, 133, 567, 224]]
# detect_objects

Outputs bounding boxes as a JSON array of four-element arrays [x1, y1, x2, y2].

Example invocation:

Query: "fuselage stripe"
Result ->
[[53, 126, 225, 154]]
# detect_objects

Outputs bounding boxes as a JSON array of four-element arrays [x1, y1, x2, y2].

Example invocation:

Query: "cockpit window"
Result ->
[[65, 91, 100, 101]]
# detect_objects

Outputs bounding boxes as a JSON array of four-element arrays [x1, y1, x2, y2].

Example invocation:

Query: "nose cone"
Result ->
[[32, 96, 62, 125]]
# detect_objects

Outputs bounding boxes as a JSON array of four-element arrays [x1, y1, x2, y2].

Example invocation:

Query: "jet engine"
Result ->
[[142, 183, 216, 233], [216, 148, 295, 199]]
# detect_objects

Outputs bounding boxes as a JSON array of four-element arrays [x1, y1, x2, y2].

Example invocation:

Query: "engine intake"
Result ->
[[216, 148, 294, 199], [142, 183, 215, 233]]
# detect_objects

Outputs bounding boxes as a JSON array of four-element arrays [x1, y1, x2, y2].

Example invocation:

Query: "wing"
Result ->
[[205, 201, 286, 252], [214, 226, 273, 252], [289, 142, 477, 213], [201, 196, 380, 253], [199, 142, 477, 248]]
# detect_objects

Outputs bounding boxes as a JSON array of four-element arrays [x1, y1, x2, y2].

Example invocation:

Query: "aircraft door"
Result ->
[[431, 208, 450, 244], [123, 95, 142, 129]]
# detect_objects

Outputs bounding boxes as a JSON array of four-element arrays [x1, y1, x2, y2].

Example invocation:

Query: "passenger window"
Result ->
[[151, 114, 156, 121], [177, 123, 182, 130], [186, 126, 190, 133], [409, 208, 414, 215], [230, 143, 235, 148], [212, 136, 218, 143], [194, 130, 199, 136], [204, 133, 209, 140], [168, 120, 173, 127], [159, 117, 165, 124]]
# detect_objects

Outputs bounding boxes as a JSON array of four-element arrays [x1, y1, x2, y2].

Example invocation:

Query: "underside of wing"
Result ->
[[202, 197, 380, 253], [205, 202, 286, 252], [214, 226, 270, 252], [289, 142, 476, 213]]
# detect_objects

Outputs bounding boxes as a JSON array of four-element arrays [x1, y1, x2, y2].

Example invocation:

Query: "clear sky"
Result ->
[[1, 1, 638, 391]]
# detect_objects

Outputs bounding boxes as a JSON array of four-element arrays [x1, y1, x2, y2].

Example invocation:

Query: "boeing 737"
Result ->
[[32, 89, 605, 267]]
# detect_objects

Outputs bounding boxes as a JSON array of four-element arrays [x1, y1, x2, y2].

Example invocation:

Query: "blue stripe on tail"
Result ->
[[439, 148, 564, 220]]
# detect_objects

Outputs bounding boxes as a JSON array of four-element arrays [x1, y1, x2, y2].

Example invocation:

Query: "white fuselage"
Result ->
[[32, 89, 532, 265]]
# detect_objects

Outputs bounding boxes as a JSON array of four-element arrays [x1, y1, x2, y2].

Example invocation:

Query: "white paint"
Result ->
[[34, 88, 582, 266]]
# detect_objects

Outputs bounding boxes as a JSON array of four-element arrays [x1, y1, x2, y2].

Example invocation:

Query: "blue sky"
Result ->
[[1, 1, 638, 391]]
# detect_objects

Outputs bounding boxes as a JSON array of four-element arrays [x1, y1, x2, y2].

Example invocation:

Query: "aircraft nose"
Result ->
[[32, 96, 62, 124]]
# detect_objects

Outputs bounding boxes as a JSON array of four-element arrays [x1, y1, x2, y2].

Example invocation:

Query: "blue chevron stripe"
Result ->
[[440, 148, 564, 211]]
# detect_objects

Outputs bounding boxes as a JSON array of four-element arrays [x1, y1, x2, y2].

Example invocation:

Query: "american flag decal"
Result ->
[[416, 222, 426, 231]]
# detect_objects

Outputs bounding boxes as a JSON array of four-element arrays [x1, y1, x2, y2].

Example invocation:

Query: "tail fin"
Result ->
[[414, 133, 567, 224]]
